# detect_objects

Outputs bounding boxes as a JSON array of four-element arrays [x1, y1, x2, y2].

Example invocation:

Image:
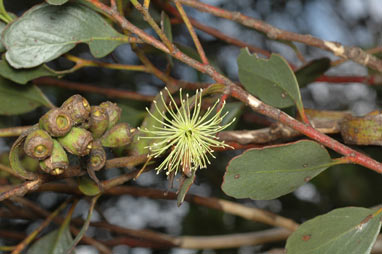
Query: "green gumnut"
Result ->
[[60, 94, 91, 125], [40, 140, 68, 175], [100, 101, 121, 129], [87, 140, 106, 171], [24, 129, 54, 160], [100, 123, 133, 147], [39, 108, 72, 137], [89, 106, 109, 139], [58, 127, 93, 156], [21, 156, 40, 172]]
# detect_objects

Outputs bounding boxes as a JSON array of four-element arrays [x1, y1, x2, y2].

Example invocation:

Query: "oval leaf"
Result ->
[[286, 207, 382, 254], [0, 78, 54, 115], [237, 48, 303, 109], [222, 140, 333, 200], [3, 3, 127, 68]]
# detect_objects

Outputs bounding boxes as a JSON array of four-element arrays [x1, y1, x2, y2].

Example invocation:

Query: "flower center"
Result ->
[[185, 129, 193, 138]]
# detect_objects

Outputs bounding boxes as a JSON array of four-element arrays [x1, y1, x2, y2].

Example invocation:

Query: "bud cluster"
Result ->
[[18, 95, 133, 176]]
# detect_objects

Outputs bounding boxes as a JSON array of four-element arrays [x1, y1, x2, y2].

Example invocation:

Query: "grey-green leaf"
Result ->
[[3, 3, 128, 69], [222, 140, 333, 200], [27, 228, 74, 254], [46, 0, 69, 5], [286, 207, 382, 254], [0, 58, 58, 84], [0, 78, 54, 115], [237, 48, 302, 109]]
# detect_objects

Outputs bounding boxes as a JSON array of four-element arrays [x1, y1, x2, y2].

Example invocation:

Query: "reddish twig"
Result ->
[[315, 75, 382, 85]]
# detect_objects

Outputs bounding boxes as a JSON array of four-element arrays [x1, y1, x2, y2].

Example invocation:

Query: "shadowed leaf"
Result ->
[[0, 78, 54, 115], [295, 58, 331, 88]]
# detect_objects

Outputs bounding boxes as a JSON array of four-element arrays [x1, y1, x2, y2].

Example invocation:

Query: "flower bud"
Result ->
[[39, 108, 72, 137], [60, 94, 91, 125], [100, 101, 121, 129], [100, 123, 133, 147], [24, 129, 53, 160], [58, 127, 93, 156], [39, 140, 68, 175], [87, 140, 106, 171], [89, 106, 109, 138]]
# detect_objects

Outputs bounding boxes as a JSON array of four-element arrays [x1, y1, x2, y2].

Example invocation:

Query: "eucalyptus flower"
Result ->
[[138, 88, 234, 176]]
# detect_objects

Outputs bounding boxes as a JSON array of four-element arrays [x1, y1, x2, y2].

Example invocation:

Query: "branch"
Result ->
[[0, 126, 32, 137], [39, 184, 299, 231], [179, 0, 382, 73], [178, 228, 290, 249]]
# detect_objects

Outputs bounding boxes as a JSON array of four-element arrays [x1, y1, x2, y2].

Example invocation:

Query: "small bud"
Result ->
[[24, 129, 53, 160], [60, 94, 91, 125], [89, 106, 109, 138], [40, 140, 68, 175], [87, 141, 106, 171], [100, 101, 121, 129], [100, 123, 133, 147], [58, 127, 93, 156], [39, 108, 72, 137]]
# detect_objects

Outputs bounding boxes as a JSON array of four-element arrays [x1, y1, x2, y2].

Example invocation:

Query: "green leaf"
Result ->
[[3, 3, 128, 69], [161, 12, 173, 67], [295, 58, 331, 88], [0, 57, 59, 84], [222, 140, 334, 200], [0, 78, 54, 115], [177, 171, 196, 207], [118, 103, 146, 128], [27, 223, 74, 254], [78, 176, 101, 196], [237, 48, 303, 109], [46, 0, 69, 5], [133, 88, 171, 154], [286, 207, 382, 254]]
